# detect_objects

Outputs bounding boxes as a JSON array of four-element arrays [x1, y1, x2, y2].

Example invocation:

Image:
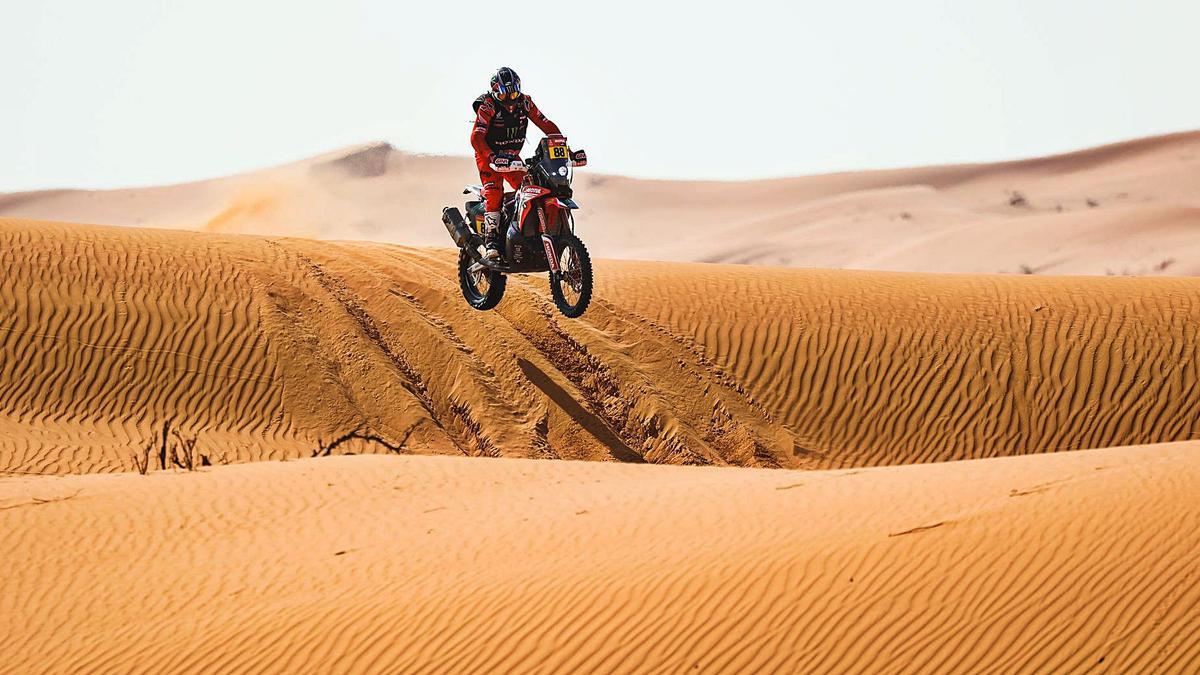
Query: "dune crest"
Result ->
[[2, 130, 1199, 275]]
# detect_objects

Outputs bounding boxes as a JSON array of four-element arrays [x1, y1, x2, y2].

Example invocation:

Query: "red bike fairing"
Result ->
[[471, 94, 561, 212], [514, 185, 551, 231]]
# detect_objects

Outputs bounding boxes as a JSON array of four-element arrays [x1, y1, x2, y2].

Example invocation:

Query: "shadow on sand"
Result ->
[[517, 358, 643, 463]]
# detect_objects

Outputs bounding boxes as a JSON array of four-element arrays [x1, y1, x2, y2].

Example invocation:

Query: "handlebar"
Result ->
[[489, 161, 527, 173], [490, 146, 586, 172]]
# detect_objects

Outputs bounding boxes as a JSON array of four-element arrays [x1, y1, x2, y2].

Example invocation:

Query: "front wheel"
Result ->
[[549, 234, 593, 318], [459, 249, 506, 310]]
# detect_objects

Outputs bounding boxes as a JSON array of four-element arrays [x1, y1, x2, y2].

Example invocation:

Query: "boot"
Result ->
[[483, 212, 502, 261]]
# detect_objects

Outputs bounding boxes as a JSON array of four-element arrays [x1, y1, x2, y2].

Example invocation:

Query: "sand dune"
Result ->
[[602, 261, 1200, 467], [3, 217, 1198, 474], [2, 130, 1199, 275], [3, 443, 1198, 673], [3, 142, 1199, 671]]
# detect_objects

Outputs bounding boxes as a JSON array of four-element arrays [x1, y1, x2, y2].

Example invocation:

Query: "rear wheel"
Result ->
[[549, 233, 592, 318], [459, 249, 506, 310]]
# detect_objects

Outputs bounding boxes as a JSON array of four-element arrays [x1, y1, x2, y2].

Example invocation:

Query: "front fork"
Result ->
[[537, 205, 560, 274]]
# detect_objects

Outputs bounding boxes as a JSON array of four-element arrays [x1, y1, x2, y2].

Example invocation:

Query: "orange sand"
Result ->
[[3, 444, 1198, 672], [2, 218, 1198, 474], [3, 131, 1200, 671]]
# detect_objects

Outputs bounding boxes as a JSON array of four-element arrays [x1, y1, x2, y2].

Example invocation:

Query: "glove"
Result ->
[[489, 152, 522, 172], [571, 149, 588, 167]]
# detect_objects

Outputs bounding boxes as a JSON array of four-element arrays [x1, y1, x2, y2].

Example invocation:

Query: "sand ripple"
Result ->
[[1, 444, 1197, 672], [2, 218, 1199, 473]]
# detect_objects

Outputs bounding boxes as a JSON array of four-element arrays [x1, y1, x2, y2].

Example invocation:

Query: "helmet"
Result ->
[[490, 67, 522, 109]]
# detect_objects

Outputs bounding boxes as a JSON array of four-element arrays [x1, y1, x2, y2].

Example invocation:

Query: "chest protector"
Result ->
[[474, 94, 529, 154]]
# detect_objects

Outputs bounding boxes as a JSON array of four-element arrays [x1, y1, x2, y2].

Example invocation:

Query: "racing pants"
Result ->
[[476, 155, 525, 213]]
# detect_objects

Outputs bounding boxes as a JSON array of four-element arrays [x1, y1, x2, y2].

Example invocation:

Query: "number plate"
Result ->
[[548, 146, 568, 160]]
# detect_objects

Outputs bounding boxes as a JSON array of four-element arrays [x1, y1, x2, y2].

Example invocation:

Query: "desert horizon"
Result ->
[[5, 128, 1200, 276]]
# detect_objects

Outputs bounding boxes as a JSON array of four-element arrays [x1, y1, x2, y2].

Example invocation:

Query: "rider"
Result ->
[[471, 66, 562, 260]]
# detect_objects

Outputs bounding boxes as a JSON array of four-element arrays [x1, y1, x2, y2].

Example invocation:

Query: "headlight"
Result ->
[[558, 166, 568, 176]]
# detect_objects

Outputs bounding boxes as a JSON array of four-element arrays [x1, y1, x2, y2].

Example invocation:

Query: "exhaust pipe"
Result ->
[[442, 207, 472, 248]]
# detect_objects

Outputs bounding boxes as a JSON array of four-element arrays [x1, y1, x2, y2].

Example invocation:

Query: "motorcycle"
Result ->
[[441, 134, 592, 318]]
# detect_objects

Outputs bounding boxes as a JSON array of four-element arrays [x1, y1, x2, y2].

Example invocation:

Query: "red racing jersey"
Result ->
[[470, 93, 561, 161]]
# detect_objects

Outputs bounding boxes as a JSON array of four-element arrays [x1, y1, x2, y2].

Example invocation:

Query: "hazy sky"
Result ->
[[3, 1, 1198, 191]]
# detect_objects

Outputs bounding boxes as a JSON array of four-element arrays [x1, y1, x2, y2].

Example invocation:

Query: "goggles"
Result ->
[[496, 83, 521, 100]]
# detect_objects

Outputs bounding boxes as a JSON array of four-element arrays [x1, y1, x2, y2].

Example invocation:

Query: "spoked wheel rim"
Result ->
[[458, 248, 506, 310], [557, 244, 584, 308], [467, 257, 492, 300]]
